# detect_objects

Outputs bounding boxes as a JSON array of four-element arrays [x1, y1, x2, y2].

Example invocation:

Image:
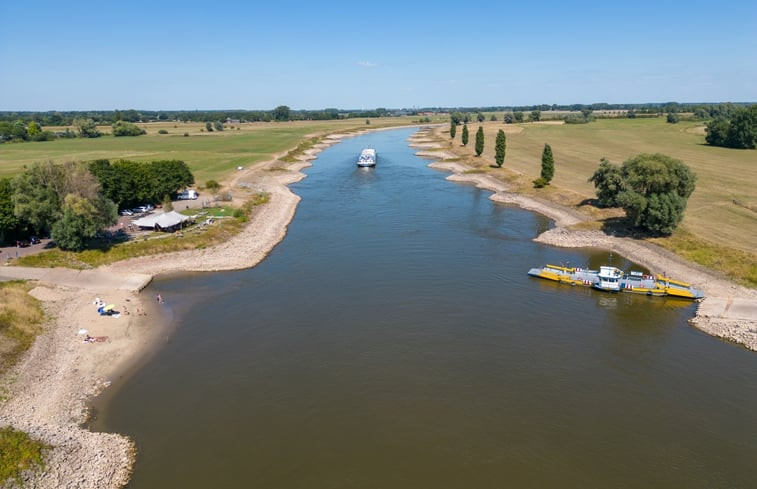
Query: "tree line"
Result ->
[[0, 106, 404, 128], [0, 159, 194, 250]]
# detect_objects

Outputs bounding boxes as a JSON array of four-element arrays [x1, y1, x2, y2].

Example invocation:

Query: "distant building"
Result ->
[[225, 118, 241, 124]]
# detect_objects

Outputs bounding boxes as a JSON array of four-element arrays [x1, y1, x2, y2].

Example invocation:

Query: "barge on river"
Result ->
[[357, 148, 377, 167], [527, 264, 705, 299]]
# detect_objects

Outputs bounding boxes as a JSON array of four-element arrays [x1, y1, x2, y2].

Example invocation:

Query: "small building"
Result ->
[[132, 211, 194, 232]]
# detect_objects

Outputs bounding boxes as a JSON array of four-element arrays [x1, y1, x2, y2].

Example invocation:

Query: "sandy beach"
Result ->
[[1, 125, 755, 488]]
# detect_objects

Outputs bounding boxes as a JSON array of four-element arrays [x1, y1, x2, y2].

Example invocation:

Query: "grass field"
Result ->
[[0, 116, 443, 185], [436, 117, 756, 285]]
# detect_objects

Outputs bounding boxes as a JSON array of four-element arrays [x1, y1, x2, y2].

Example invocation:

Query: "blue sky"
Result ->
[[1, 0, 755, 110]]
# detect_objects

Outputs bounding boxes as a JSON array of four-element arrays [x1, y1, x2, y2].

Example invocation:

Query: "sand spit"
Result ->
[[422, 147, 757, 352], [0, 283, 160, 488]]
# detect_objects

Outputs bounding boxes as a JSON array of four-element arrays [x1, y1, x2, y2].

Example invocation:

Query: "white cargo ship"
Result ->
[[357, 148, 376, 167]]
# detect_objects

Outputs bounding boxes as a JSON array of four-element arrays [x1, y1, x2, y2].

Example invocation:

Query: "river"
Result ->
[[93, 128, 757, 488]]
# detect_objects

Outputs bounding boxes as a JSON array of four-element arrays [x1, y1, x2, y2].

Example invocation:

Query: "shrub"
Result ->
[[112, 121, 146, 137], [0, 427, 48, 485], [158, 129, 168, 134], [532, 177, 548, 188]]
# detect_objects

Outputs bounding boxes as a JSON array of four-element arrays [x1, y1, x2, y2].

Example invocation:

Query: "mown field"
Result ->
[[0, 116, 443, 185], [437, 117, 756, 284]]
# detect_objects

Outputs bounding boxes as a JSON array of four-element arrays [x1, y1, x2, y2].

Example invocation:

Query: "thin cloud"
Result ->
[[358, 61, 378, 68]]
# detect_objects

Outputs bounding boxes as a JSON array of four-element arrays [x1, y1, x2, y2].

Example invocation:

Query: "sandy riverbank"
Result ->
[[0, 127, 394, 488], [0, 284, 165, 488], [408, 130, 757, 351]]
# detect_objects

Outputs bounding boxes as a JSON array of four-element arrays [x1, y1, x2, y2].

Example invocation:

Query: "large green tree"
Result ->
[[588, 153, 697, 235], [461, 123, 469, 146], [475, 126, 484, 156], [273, 105, 291, 121], [494, 129, 506, 167], [12, 161, 117, 247], [449, 121, 456, 139], [705, 105, 757, 149], [541, 143, 554, 182]]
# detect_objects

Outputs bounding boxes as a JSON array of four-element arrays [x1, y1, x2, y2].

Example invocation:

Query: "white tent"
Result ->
[[132, 211, 192, 231]]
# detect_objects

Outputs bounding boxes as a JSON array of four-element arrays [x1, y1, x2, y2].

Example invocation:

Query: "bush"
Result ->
[[183, 132, 189, 137], [112, 121, 146, 137], [158, 129, 168, 134], [532, 177, 548, 188]]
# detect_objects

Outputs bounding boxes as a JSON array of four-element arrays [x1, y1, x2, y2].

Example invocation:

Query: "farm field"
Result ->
[[0, 116, 441, 185]]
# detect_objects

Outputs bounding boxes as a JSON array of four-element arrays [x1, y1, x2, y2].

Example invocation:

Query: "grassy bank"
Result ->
[[0, 281, 45, 376], [432, 118, 756, 286], [0, 427, 48, 485]]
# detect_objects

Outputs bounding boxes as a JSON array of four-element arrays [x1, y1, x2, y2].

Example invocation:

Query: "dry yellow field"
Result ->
[[436, 117, 756, 284]]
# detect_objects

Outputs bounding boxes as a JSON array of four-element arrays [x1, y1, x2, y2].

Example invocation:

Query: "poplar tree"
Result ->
[[495, 129, 506, 167], [461, 123, 469, 146], [541, 143, 554, 182], [475, 126, 484, 156], [450, 120, 456, 139]]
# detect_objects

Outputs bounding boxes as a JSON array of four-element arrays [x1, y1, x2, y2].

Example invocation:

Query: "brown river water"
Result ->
[[93, 128, 757, 489]]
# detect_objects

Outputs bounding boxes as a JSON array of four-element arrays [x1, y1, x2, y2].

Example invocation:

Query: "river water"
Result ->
[[94, 128, 757, 488]]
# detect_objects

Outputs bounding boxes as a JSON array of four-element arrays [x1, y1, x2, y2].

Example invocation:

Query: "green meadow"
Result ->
[[0, 117, 441, 185]]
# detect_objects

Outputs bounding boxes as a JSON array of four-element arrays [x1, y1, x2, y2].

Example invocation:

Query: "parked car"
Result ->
[[29, 236, 40, 244], [16, 240, 30, 248], [120, 209, 134, 216]]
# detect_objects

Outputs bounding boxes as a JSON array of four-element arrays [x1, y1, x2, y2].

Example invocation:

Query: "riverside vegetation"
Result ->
[[0, 282, 46, 486]]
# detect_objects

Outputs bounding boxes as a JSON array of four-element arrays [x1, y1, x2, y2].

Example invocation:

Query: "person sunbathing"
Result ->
[[84, 335, 108, 343]]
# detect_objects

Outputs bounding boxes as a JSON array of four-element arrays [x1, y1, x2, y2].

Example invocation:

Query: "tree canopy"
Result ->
[[89, 159, 194, 209], [461, 123, 469, 146], [11, 161, 117, 249], [588, 153, 697, 235], [705, 105, 757, 149]]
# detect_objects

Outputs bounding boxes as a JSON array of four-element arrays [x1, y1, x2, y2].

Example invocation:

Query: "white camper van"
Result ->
[[177, 189, 198, 200]]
